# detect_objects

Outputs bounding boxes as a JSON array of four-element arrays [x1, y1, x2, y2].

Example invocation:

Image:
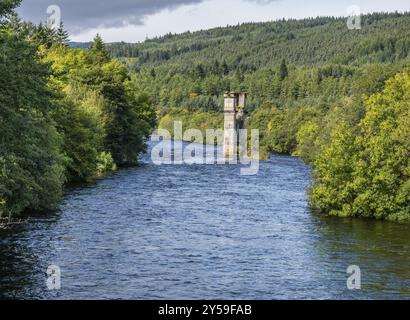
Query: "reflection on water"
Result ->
[[0, 141, 409, 299], [313, 215, 410, 297]]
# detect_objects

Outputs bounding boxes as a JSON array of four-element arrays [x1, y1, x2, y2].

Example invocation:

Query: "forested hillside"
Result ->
[[106, 12, 410, 113]]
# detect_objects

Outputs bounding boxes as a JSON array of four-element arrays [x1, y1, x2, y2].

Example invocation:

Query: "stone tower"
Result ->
[[223, 92, 247, 160]]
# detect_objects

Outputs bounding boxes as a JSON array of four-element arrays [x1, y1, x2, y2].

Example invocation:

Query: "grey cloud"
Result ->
[[245, 0, 278, 3], [17, 0, 279, 34], [17, 0, 206, 33]]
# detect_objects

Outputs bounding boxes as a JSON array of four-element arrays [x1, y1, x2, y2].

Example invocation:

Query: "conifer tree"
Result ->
[[56, 21, 69, 46], [0, 0, 21, 21], [279, 59, 289, 81], [87, 34, 111, 64]]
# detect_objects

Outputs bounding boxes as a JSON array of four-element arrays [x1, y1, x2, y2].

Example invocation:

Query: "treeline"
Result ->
[[158, 108, 223, 139], [247, 63, 399, 158], [0, 1, 155, 219], [310, 71, 410, 221], [109, 13, 410, 66], [105, 12, 410, 114]]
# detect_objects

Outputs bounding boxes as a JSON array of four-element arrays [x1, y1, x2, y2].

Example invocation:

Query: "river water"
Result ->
[[1, 140, 410, 300]]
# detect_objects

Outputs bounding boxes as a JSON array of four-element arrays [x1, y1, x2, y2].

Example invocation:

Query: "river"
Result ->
[[1, 140, 410, 300]]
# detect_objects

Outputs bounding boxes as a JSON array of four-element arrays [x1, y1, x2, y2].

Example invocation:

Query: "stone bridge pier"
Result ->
[[223, 92, 247, 160]]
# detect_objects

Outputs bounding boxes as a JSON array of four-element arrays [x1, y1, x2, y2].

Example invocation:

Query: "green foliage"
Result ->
[[43, 45, 105, 182], [309, 121, 359, 218], [247, 102, 320, 158], [0, 15, 156, 218], [102, 12, 410, 116], [46, 35, 156, 171], [158, 109, 223, 139], [0, 0, 20, 21], [0, 31, 65, 218], [293, 121, 319, 162], [310, 70, 410, 221], [96, 152, 117, 176], [13, 22, 67, 48], [75, 35, 156, 166], [87, 34, 111, 65], [246, 102, 282, 159], [56, 21, 69, 46], [279, 59, 288, 81]]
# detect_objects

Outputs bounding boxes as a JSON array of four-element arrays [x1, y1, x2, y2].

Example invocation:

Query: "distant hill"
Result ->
[[108, 12, 410, 67], [87, 12, 410, 113], [68, 41, 91, 49]]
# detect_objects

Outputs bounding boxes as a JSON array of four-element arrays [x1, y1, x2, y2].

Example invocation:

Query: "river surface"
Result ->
[[1, 140, 410, 300]]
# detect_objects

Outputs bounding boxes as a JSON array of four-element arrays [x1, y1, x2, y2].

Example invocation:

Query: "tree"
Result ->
[[87, 34, 111, 65], [19, 22, 58, 48], [0, 0, 20, 21], [279, 59, 288, 80], [0, 31, 65, 218], [56, 21, 69, 46], [0, 8, 156, 219], [310, 70, 410, 221], [195, 64, 206, 79], [350, 71, 410, 221], [222, 60, 229, 75], [83, 35, 152, 166], [309, 121, 358, 217]]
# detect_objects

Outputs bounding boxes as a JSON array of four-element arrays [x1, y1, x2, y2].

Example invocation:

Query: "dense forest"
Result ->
[[103, 12, 410, 221], [102, 12, 410, 112], [0, 1, 155, 221]]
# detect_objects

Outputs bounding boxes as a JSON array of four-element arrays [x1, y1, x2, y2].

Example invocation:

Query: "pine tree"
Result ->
[[87, 34, 111, 65], [222, 60, 229, 75], [0, 0, 21, 21], [279, 58, 288, 81], [195, 64, 206, 79], [56, 21, 69, 46], [6, 14, 22, 33], [34, 22, 57, 48]]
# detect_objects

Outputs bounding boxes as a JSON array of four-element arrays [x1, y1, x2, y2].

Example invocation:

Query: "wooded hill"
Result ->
[[98, 12, 410, 114], [109, 12, 410, 67]]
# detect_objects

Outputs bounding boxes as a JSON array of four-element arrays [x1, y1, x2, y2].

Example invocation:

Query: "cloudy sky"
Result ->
[[17, 0, 410, 42]]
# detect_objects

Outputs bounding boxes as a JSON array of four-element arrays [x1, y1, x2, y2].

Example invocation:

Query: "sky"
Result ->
[[17, 0, 410, 43]]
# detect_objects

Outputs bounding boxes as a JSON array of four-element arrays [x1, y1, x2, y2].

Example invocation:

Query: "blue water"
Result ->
[[1, 141, 410, 299]]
